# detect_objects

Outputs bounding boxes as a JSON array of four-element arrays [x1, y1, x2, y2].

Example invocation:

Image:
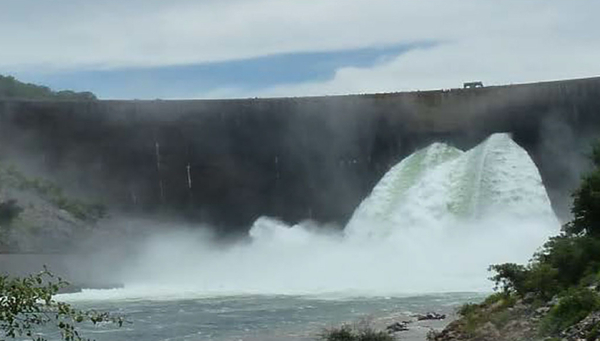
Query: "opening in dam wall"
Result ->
[[1, 77, 600, 233]]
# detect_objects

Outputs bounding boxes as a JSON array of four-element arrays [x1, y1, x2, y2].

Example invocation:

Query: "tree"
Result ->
[[0, 75, 97, 100], [564, 142, 600, 237], [0, 268, 122, 341], [489, 140, 600, 299], [0, 200, 22, 227]]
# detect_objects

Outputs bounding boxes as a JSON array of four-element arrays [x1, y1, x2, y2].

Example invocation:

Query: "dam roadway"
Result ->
[[1, 76, 600, 233]]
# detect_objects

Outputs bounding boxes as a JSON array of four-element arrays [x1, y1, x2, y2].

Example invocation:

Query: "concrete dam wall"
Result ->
[[1, 77, 600, 233]]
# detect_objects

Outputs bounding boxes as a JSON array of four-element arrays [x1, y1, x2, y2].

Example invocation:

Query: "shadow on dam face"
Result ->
[[1, 77, 600, 234]]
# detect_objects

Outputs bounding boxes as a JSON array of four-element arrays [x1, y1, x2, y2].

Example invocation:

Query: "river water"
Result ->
[[6, 133, 559, 340], [52, 293, 486, 341]]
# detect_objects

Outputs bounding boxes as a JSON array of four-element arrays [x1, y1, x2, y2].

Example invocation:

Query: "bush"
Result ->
[[488, 263, 528, 295], [523, 262, 560, 300], [0, 164, 107, 222], [489, 177, 600, 301], [539, 288, 600, 335], [482, 292, 517, 309], [477, 140, 600, 338], [319, 324, 394, 341], [0, 268, 122, 340], [458, 303, 480, 317], [0, 199, 22, 226]]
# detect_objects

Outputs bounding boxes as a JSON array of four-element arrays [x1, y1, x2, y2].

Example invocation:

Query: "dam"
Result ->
[[1, 76, 600, 232]]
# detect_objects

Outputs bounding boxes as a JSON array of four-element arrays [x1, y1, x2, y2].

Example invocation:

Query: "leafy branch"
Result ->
[[0, 267, 123, 341]]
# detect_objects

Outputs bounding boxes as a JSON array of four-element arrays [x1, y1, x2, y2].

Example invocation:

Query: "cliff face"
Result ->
[[1, 77, 599, 233]]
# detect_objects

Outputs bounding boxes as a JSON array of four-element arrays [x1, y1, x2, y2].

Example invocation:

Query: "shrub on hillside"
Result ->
[[489, 141, 600, 298], [539, 288, 600, 335], [0, 199, 22, 227], [0, 164, 107, 222]]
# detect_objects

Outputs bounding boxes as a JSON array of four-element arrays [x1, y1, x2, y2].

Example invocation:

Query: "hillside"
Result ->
[[0, 162, 106, 253], [0, 74, 96, 100]]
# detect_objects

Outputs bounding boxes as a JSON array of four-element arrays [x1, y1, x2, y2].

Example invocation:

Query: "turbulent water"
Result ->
[[56, 133, 560, 340], [52, 293, 486, 341]]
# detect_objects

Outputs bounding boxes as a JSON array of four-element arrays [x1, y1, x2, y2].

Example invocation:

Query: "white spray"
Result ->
[[62, 133, 560, 301]]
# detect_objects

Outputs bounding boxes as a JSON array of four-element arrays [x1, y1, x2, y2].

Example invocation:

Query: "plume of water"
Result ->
[[61, 133, 559, 301]]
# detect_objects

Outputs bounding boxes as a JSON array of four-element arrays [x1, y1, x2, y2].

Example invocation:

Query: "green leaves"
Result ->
[[539, 288, 600, 335], [484, 140, 600, 336], [0, 268, 122, 341], [0, 200, 22, 227], [0, 163, 107, 222], [0, 75, 97, 101], [564, 141, 600, 237], [488, 263, 528, 295]]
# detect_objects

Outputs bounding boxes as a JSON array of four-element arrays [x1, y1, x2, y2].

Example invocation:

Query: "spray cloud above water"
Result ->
[[62, 133, 560, 301]]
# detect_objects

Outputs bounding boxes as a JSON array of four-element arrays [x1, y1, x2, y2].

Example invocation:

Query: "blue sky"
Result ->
[[12, 43, 427, 99], [1, 0, 599, 99]]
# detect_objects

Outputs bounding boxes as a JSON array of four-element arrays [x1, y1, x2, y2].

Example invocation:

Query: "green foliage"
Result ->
[[489, 140, 600, 299], [454, 294, 517, 337], [539, 288, 600, 335], [535, 235, 600, 289], [523, 262, 560, 300], [585, 322, 600, 341], [482, 140, 600, 336], [0, 268, 122, 341], [0, 164, 106, 222], [318, 324, 394, 341], [0, 199, 22, 227], [564, 142, 600, 237], [488, 263, 528, 296], [455, 303, 489, 337], [0, 75, 96, 100], [489, 231, 600, 302], [482, 292, 516, 308], [457, 303, 480, 318]]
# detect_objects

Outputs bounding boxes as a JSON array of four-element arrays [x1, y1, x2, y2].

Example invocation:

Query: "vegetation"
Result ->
[[0, 199, 22, 227], [444, 141, 600, 339], [0, 268, 122, 341], [0, 199, 23, 251], [0, 75, 96, 100], [319, 323, 395, 341], [447, 293, 516, 338], [538, 287, 600, 335], [0, 163, 106, 222]]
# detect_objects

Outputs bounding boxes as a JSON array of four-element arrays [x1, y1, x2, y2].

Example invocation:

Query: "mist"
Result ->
[[58, 133, 560, 301]]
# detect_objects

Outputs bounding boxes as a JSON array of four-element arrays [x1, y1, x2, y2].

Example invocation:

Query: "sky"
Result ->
[[1, 0, 599, 99]]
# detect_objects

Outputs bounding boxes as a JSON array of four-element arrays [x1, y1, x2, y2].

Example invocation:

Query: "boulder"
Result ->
[[417, 312, 447, 321], [386, 321, 410, 333]]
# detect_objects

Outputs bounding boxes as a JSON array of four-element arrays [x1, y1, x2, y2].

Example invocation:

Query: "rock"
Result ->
[[426, 320, 465, 341], [417, 312, 447, 321], [549, 295, 560, 306], [535, 306, 551, 316], [523, 292, 537, 303], [477, 321, 501, 340], [386, 321, 410, 333], [560, 311, 600, 340]]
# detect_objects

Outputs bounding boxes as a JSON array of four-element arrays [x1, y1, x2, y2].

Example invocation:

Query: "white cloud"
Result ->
[[246, 36, 600, 97], [1, 0, 599, 96], [198, 1, 600, 97]]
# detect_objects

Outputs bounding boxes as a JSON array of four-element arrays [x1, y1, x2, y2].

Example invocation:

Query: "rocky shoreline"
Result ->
[[428, 294, 600, 341]]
